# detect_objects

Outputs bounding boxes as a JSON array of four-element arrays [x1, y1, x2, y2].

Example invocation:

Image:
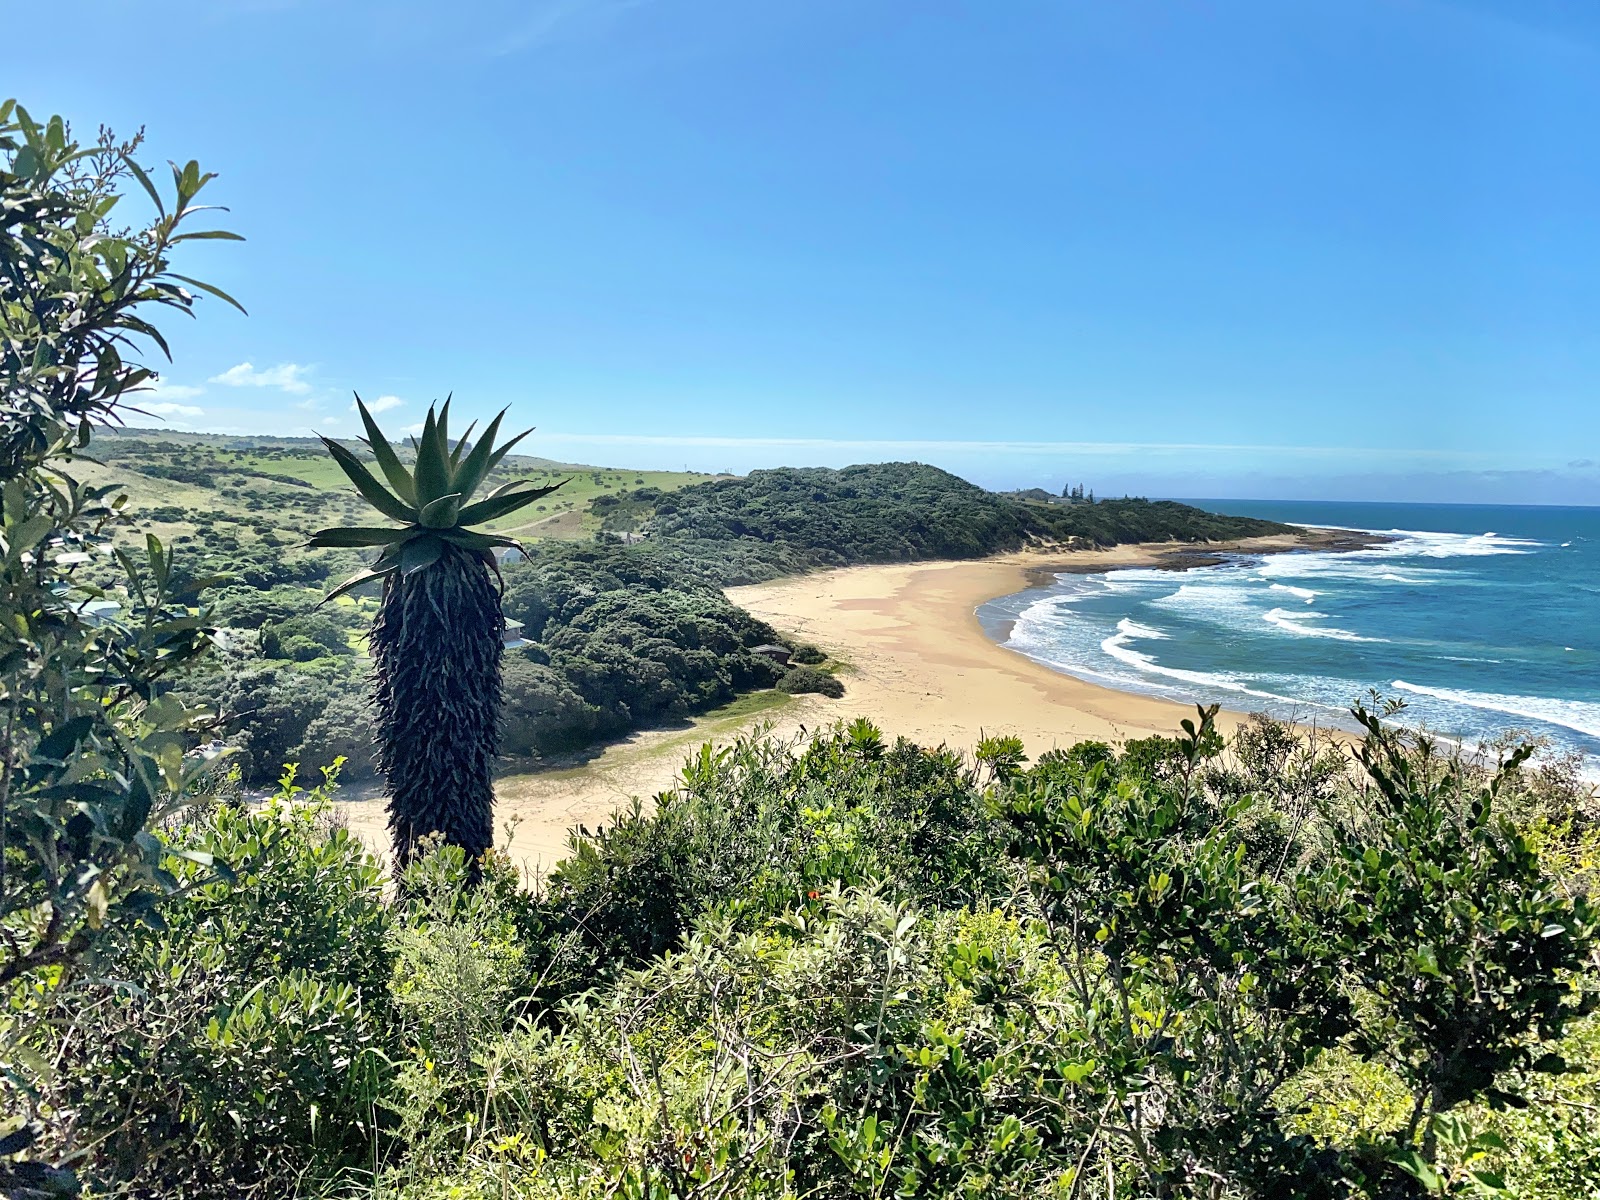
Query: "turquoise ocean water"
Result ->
[[977, 501, 1599, 774]]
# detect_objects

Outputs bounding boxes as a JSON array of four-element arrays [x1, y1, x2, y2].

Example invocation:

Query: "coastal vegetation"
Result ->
[[623, 462, 1292, 585], [5, 97, 1598, 1200], [8, 711, 1597, 1197], [77, 443, 1285, 779]]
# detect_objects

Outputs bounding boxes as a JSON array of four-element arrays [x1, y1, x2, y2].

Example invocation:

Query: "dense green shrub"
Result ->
[[298, 690, 380, 779], [499, 656, 602, 756], [790, 642, 828, 664], [260, 612, 354, 659], [536, 725, 1009, 981], [498, 545, 787, 755], [8, 711, 1596, 1197], [14, 767, 394, 1195], [633, 462, 1291, 585], [777, 664, 845, 697]]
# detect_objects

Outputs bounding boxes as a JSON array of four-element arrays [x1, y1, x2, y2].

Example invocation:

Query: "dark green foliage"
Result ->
[[996, 705, 1597, 1195], [1320, 706, 1597, 1153], [135, 462, 217, 488], [179, 664, 329, 783], [174, 538, 332, 590], [776, 664, 845, 697], [372, 544, 503, 866], [499, 656, 600, 757], [633, 462, 1291, 585], [0, 100, 237, 1000], [1000, 706, 1361, 1192], [16, 770, 394, 1196], [298, 690, 379, 780], [498, 544, 787, 755], [261, 611, 351, 659], [9, 713, 1596, 1197], [790, 642, 827, 665], [647, 463, 1033, 572], [539, 723, 1008, 979]]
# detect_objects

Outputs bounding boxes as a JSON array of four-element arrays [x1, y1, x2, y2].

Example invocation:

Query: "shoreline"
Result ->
[[335, 529, 1355, 875]]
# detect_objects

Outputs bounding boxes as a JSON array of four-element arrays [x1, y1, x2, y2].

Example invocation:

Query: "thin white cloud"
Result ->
[[399, 422, 426, 437], [354, 394, 405, 414], [144, 401, 206, 418], [208, 361, 314, 395]]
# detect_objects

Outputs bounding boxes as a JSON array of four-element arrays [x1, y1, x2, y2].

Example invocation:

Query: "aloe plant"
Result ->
[[312, 396, 561, 867]]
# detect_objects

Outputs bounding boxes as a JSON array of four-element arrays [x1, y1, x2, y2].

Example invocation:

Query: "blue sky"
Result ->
[[11, 0, 1600, 502]]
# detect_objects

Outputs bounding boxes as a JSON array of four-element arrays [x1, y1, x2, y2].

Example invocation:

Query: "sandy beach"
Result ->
[[336, 532, 1335, 876]]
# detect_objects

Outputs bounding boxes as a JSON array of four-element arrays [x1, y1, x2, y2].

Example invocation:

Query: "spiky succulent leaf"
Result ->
[[451, 407, 508, 501], [456, 481, 564, 526], [412, 407, 453, 509], [308, 526, 411, 548], [401, 536, 444, 576], [482, 477, 542, 500], [322, 564, 396, 604], [354, 394, 417, 505], [420, 493, 463, 528], [450, 420, 477, 467], [320, 436, 416, 523], [485, 427, 533, 475], [436, 527, 527, 554]]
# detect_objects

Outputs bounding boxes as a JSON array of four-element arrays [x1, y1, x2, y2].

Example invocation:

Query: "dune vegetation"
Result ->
[[3, 100, 1598, 1200]]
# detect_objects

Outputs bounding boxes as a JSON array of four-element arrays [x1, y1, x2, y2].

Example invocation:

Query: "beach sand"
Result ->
[[335, 532, 1330, 877]]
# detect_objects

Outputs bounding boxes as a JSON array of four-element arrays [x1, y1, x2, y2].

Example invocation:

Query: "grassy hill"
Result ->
[[87, 426, 720, 549]]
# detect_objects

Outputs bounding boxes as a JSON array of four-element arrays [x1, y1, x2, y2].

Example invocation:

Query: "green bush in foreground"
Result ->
[[4, 711, 1595, 1198]]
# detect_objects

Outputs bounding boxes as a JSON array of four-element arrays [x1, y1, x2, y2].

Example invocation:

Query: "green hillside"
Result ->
[[627, 462, 1291, 584], [89, 426, 720, 549]]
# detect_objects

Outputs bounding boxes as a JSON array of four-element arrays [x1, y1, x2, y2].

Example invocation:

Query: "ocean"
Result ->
[[977, 501, 1599, 774]]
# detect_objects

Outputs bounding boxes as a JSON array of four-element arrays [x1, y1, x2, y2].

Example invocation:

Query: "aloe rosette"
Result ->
[[312, 395, 562, 868]]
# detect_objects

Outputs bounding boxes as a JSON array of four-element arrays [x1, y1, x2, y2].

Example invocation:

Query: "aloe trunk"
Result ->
[[371, 544, 503, 865]]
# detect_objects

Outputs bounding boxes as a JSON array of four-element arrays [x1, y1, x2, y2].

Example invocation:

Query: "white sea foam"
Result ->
[[1096, 618, 1288, 701], [1392, 681, 1600, 741], [1113, 617, 1169, 641], [1148, 581, 1261, 627], [1256, 552, 1446, 587], [1269, 583, 1316, 602], [1261, 607, 1384, 642], [1368, 529, 1542, 558]]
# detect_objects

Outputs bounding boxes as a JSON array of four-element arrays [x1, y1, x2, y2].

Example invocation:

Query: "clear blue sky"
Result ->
[[12, 0, 1600, 502]]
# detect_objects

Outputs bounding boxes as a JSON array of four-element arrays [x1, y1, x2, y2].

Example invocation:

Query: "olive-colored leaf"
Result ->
[[319, 436, 415, 524], [308, 526, 410, 548], [354, 394, 416, 505]]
